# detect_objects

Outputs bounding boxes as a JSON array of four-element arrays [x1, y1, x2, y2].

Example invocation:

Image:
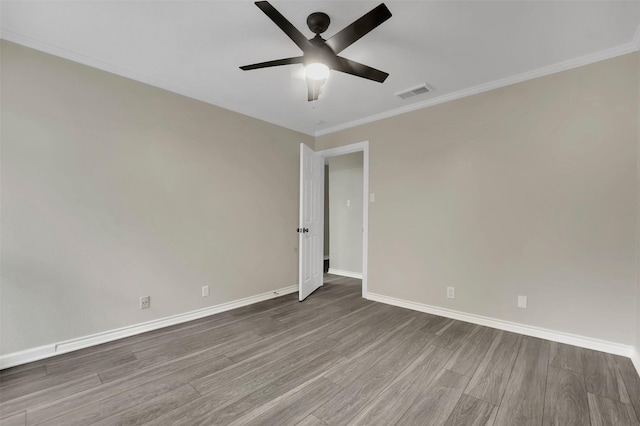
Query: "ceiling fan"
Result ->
[[240, 1, 392, 102]]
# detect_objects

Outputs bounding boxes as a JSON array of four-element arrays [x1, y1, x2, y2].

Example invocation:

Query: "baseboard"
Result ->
[[0, 285, 297, 370], [328, 268, 363, 279], [367, 292, 634, 359]]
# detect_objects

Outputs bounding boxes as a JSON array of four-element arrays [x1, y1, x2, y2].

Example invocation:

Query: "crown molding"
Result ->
[[315, 41, 638, 137], [0, 30, 315, 137], [2, 26, 638, 140]]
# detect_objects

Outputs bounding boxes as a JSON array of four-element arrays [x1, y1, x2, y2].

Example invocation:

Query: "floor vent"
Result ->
[[395, 84, 430, 99]]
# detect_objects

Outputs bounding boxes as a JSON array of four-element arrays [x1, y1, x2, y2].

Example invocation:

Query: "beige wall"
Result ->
[[2, 39, 640, 356], [317, 53, 639, 345], [328, 152, 363, 274], [0, 41, 313, 355]]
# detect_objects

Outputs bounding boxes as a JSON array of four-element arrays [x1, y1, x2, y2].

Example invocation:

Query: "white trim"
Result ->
[[0, 285, 297, 370], [316, 41, 638, 137], [317, 141, 369, 299], [633, 348, 640, 377], [367, 292, 634, 359], [328, 268, 363, 280], [4, 29, 638, 139]]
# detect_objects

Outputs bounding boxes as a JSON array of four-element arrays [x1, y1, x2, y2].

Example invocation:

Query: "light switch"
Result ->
[[370, 193, 376, 203]]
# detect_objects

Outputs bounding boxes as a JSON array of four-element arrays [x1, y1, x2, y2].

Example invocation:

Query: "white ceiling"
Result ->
[[2, 1, 640, 136]]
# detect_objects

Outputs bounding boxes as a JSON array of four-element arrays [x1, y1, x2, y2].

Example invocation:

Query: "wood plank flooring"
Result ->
[[1, 275, 639, 425]]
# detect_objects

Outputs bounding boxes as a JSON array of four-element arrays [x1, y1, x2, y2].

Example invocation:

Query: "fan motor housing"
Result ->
[[307, 12, 330, 34]]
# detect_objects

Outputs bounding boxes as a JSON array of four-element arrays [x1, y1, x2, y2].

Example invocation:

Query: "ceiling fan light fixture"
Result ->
[[305, 62, 330, 81]]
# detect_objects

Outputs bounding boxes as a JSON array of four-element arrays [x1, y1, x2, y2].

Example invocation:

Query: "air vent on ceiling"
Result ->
[[395, 84, 430, 100]]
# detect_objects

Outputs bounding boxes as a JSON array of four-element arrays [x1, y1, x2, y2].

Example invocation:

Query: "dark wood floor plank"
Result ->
[[494, 336, 550, 425], [323, 317, 420, 387], [0, 362, 47, 379], [329, 293, 374, 314], [0, 411, 25, 426], [0, 374, 101, 419], [1, 368, 101, 404], [584, 349, 631, 404], [147, 350, 345, 426], [314, 327, 434, 425], [98, 331, 259, 386], [326, 304, 399, 342], [296, 414, 326, 425], [543, 366, 589, 426], [445, 326, 498, 378], [132, 324, 261, 362], [433, 321, 478, 351], [397, 369, 470, 425], [32, 355, 232, 426], [224, 303, 376, 363], [239, 378, 339, 426], [0, 367, 46, 389], [311, 303, 388, 342], [91, 384, 200, 426], [270, 287, 356, 320], [26, 353, 232, 426], [464, 330, 522, 405], [549, 342, 584, 374], [588, 392, 639, 426], [45, 351, 137, 380], [421, 315, 455, 335], [616, 356, 640, 421], [192, 337, 339, 405], [348, 345, 453, 425], [444, 394, 498, 426], [330, 310, 416, 358]]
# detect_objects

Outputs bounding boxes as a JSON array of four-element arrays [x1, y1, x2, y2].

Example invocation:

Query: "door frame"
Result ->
[[317, 141, 369, 298]]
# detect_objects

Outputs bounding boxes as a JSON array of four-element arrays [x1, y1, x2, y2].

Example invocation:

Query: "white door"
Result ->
[[299, 143, 324, 301]]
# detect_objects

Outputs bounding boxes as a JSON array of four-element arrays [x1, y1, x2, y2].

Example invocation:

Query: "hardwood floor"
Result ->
[[1, 276, 639, 425]]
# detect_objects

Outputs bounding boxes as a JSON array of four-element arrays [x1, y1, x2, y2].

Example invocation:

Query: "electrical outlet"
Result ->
[[140, 296, 150, 309], [518, 295, 527, 309], [202, 285, 209, 297], [446, 287, 455, 299]]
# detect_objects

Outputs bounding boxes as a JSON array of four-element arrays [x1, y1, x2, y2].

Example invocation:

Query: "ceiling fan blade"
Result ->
[[240, 56, 304, 71], [332, 57, 389, 83], [306, 78, 322, 102], [325, 3, 392, 54], [254, 1, 313, 53]]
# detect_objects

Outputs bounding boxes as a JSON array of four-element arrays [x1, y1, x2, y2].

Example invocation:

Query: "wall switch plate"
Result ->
[[140, 296, 150, 309], [518, 295, 527, 309], [370, 193, 376, 203], [202, 285, 209, 297], [446, 287, 455, 299], [347, 199, 351, 207]]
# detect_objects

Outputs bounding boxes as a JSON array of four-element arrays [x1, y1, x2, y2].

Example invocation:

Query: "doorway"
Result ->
[[317, 141, 369, 298], [324, 151, 364, 279]]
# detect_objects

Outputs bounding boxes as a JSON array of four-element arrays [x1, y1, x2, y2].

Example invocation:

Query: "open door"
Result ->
[[299, 143, 324, 301]]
